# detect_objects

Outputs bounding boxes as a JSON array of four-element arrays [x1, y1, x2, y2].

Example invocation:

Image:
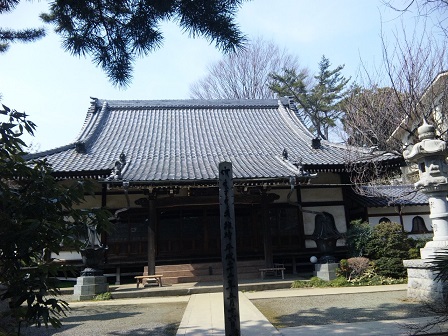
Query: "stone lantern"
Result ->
[[403, 120, 448, 301], [73, 223, 109, 301]]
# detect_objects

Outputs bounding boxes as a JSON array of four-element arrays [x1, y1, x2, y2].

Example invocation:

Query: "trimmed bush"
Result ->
[[365, 222, 410, 278], [346, 219, 372, 257], [408, 237, 431, 259]]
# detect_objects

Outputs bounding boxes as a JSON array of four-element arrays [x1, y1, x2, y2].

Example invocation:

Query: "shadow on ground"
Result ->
[[19, 302, 186, 336], [252, 291, 434, 328]]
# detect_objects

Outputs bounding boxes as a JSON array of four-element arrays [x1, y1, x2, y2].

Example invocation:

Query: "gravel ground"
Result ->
[[252, 290, 436, 329], [10, 289, 445, 335], [19, 301, 187, 336]]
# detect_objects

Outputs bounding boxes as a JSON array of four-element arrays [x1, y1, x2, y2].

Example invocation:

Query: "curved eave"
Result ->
[[52, 169, 111, 180], [101, 176, 311, 188]]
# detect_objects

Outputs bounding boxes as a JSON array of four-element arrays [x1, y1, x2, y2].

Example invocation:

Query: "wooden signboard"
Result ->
[[218, 162, 241, 336]]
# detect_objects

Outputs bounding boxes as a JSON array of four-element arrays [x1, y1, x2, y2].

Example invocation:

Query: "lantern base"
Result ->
[[73, 275, 109, 301]]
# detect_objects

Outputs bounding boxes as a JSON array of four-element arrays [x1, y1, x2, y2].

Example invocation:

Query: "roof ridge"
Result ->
[[96, 98, 282, 109], [24, 143, 76, 160], [74, 99, 110, 152]]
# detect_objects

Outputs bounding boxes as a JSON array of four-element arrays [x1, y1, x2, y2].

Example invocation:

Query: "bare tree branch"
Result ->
[[189, 37, 305, 99]]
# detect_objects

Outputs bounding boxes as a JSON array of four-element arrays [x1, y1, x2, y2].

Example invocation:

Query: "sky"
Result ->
[[0, 0, 438, 150]]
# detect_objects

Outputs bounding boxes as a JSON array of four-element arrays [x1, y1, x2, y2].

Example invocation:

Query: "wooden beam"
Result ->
[[155, 193, 279, 208]]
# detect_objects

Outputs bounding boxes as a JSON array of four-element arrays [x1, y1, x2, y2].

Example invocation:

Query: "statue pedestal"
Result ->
[[403, 259, 448, 301], [314, 263, 338, 281], [73, 276, 109, 301], [421, 240, 448, 259]]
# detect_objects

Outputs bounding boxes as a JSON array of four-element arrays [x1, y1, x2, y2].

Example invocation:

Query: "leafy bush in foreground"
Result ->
[[346, 219, 372, 257], [291, 273, 406, 288], [365, 222, 410, 278]]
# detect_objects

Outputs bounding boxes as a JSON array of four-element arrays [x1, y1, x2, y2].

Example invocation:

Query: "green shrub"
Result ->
[[291, 276, 328, 288], [290, 273, 404, 288], [373, 257, 407, 278], [408, 237, 431, 259], [93, 292, 112, 301], [330, 276, 350, 287], [365, 222, 410, 278], [346, 219, 372, 257], [337, 259, 350, 278], [308, 276, 328, 287]]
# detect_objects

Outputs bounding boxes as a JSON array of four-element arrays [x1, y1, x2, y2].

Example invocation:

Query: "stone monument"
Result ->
[[403, 120, 448, 301], [73, 223, 109, 301], [310, 212, 342, 281]]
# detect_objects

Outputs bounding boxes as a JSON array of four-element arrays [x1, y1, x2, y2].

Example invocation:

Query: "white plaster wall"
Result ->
[[51, 251, 82, 261], [105, 193, 142, 208], [367, 205, 431, 233], [368, 215, 401, 227], [368, 214, 432, 232], [403, 214, 432, 232], [300, 188, 343, 202], [367, 205, 429, 215], [367, 207, 399, 215]]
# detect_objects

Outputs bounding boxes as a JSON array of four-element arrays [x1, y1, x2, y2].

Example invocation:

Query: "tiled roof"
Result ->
[[350, 185, 429, 207], [28, 98, 402, 184]]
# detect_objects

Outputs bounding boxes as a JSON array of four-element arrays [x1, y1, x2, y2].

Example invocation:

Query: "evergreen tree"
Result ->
[[1, 0, 246, 87], [270, 55, 350, 140], [0, 1, 45, 52]]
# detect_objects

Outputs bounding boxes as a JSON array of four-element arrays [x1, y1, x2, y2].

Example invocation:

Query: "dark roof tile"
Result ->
[[28, 98, 402, 183], [351, 185, 428, 207]]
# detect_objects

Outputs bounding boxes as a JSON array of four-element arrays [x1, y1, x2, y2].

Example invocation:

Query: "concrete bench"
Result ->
[[134, 274, 163, 288], [259, 267, 285, 280]]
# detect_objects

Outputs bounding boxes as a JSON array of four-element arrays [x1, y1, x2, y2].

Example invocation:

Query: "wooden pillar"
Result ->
[[101, 183, 108, 262], [397, 205, 405, 232], [101, 184, 107, 207], [262, 195, 273, 268], [147, 198, 157, 275]]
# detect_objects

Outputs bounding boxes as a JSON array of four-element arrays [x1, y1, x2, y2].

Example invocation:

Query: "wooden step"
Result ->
[[150, 260, 265, 284], [163, 271, 262, 285]]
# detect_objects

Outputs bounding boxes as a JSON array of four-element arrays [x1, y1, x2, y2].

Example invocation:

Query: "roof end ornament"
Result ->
[[89, 97, 100, 114], [311, 138, 321, 149], [107, 152, 127, 180], [75, 141, 86, 154]]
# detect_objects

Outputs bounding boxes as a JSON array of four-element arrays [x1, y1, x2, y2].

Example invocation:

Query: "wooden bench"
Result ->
[[134, 275, 163, 288], [259, 267, 285, 280]]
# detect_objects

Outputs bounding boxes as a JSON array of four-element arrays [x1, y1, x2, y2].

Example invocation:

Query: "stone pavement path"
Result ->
[[176, 292, 280, 336]]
